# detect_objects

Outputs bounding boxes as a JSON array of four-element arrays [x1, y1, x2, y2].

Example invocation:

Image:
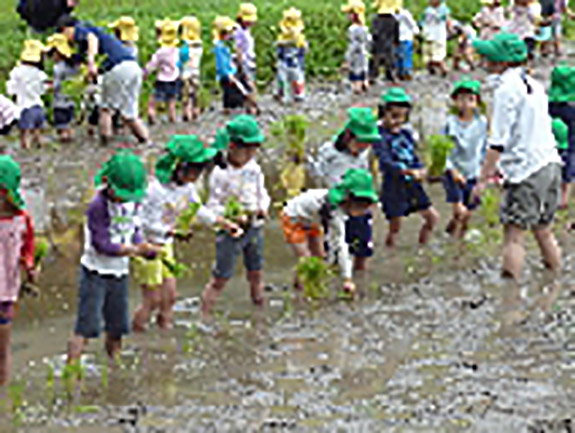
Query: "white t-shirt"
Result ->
[[489, 68, 561, 184], [6, 64, 47, 114], [396, 8, 420, 42], [422, 4, 450, 42]]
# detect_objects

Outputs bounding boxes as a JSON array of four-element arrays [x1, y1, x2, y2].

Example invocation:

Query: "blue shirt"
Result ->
[[74, 24, 135, 72], [214, 41, 236, 81], [373, 126, 423, 182], [278, 44, 306, 69], [442, 114, 488, 179]]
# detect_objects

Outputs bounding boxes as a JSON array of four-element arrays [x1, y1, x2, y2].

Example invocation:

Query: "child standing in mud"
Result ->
[[0, 156, 37, 386], [441, 80, 488, 239], [395, 4, 419, 81], [369, 0, 400, 82], [276, 8, 307, 104], [6, 40, 49, 149], [341, 0, 371, 94], [314, 108, 381, 290], [473, 0, 505, 41], [145, 20, 180, 124], [132, 136, 240, 332], [179, 16, 203, 122], [201, 115, 270, 317], [67, 151, 160, 363], [421, 0, 451, 76], [235, 3, 259, 110], [473, 33, 562, 280], [374, 87, 439, 247]]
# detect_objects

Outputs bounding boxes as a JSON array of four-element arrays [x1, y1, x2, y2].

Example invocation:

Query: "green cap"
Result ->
[[451, 79, 481, 97], [156, 135, 218, 184], [381, 87, 412, 105], [227, 114, 265, 145], [328, 168, 378, 205], [95, 150, 147, 202], [0, 155, 24, 209], [472, 32, 527, 63], [345, 107, 381, 143], [552, 118, 569, 150], [548, 65, 575, 103]]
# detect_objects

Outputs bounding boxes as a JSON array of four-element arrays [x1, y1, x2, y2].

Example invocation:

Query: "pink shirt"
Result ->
[[0, 211, 35, 302], [145, 46, 180, 82]]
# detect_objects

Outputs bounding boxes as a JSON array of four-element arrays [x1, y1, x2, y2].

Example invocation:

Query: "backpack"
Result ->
[[16, 0, 74, 32]]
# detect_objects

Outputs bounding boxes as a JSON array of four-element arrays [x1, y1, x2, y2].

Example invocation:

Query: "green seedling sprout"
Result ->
[[21, 236, 50, 298], [426, 134, 455, 178], [175, 202, 201, 236], [223, 196, 246, 222], [296, 256, 334, 300], [8, 380, 25, 426]]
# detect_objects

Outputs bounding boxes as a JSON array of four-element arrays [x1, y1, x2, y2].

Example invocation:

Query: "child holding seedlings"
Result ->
[[0, 155, 37, 386], [179, 16, 203, 122], [370, 0, 400, 82], [421, 0, 451, 76], [395, 5, 419, 81], [314, 107, 381, 274], [473, 32, 562, 280], [201, 115, 270, 317], [145, 20, 180, 124], [235, 3, 258, 107], [6, 40, 49, 149], [473, 0, 505, 41], [374, 87, 439, 247], [283, 169, 378, 295], [108, 16, 139, 58], [441, 80, 488, 238], [276, 8, 307, 104], [341, 0, 371, 93], [67, 151, 160, 363], [133, 136, 241, 332], [47, 33, 79, 143]]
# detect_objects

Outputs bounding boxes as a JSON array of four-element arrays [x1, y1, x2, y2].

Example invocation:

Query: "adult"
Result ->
[[17, 0, 77, 32], [57, 15, 148, 145], [473, 33, 562, 280]]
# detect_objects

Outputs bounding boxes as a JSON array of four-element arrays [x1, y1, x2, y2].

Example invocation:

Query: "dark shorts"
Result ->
[[212, 227, 263, 279], [0, 120, 16, 135], [501, 163, 561, 230], [18, 105, 45, 130], [558, 148, 575, 183], [54, 105, 75, 129], [74, 266, 130, 339], [349, 72, 367, 82], [0, 301, 15, 325], [220, 76, 248, 109], [345, 213, 373, 257], [154, 80, 180, 102], [88, 107, 100, 126], [381, 178, 432, 220], [524, 37, 536, 58], [549, 102, 575, 182], [443, 172, 479, 210]]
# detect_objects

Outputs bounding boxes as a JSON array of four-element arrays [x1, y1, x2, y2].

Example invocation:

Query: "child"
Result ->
[[145, 20, 180, 124], [473, 0, 505, 41], [451, 22, 476, 71], [82, 76, 101, 138], [235, 3, 258, 106], [395, 5, 419, 81], [548, 65, 575, 209], [282, 169, 378, 295], [46, 33, 79, 143], [0, 155, 36, 385], [421, 0, 451, 76], [341, 0, 371, 93], [507, 0, 537, 62], [108, 16, 139, 59], [0, 95, 17, 137], [276, 8, 307, 104], [6, 40, 48, 149], [315, 107, 381, 272], [67, 151, 160, 363], [133, 136, 240, 331], [374, 87, 440, 247], [441, 80, 488, 238], [370, 0, 400, 82], [201, 115, 270, 317], [552, 118, 569, 209], [473, 32, 562, 280], [179, 16, 203, 122], [213, 16, 248, 114]]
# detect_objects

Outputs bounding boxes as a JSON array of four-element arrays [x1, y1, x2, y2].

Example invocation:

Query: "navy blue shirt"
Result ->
[[373, 126, 423, 182], [74, 24, 135, 72]]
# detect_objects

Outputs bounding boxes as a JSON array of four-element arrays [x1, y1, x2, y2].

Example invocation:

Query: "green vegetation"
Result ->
[[175, 202, 201, 236], [223, 195, 246, 222], [426, 134, 455, 177], [296, 256, 334, 300], [34, 237, 50, 268]]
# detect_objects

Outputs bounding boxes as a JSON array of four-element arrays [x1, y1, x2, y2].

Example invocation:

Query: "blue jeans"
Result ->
[[212, 227, 264, 279], [396, 40, 413, 77]]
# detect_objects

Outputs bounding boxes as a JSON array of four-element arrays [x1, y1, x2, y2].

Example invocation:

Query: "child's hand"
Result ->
[[135, 243, 163, 258], [222, 219, 244, 238], [343, 279, 356, 296], [256, 210, 268, 220], [411, 169, 426, 182], [451, 170, 466, 184]]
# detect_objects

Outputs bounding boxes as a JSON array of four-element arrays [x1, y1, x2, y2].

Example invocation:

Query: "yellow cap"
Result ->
[[159, 21, 179, 47], [212, 16, 237, 41], [180, 16, 202, 42], [46, 33, 73, 58], [20, 40, 46, 63], [372, 0, 401, 14], [342, 0, 367, 24], [279, 8, 305, 35], [238, 3, 258, 22], [108, 16, 139, 42]]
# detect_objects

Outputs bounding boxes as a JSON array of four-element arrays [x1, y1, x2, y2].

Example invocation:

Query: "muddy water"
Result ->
[[1, 71, 574, 432]]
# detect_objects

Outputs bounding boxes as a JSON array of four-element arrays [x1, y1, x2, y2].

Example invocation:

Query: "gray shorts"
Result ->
[[500, 163, 561, 230], [212, 227, 263, 279], [101, 61, 142, 120]]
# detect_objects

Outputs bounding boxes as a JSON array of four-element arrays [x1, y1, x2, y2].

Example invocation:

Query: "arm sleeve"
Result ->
[[488, 88, 517, 151], [20, 212, 35, 270], [257, 170, 271, 212], [145, 51, 160, 74], [6, 70, 16, 96], [140, 183, 167, 239], [86, 195, 123, 256], [375, 139, 408, 173], [215, 44, 230, 79], [408, 12, 420, 34], [329, 211, 353, 279], [190, 185, 219, 226], [206, 169, 227, 217]]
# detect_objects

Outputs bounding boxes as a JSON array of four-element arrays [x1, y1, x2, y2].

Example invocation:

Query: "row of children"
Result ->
[[0, 30, 567, 384]]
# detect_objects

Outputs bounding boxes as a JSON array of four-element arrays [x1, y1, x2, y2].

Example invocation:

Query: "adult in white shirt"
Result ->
[[474, 33, 562, 280]]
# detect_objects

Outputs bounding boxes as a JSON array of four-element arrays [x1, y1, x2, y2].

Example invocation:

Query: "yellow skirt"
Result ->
[[132, 243, 175, 288]]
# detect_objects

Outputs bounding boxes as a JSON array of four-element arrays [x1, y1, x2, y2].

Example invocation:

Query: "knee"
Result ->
[[208, 277, 227, 292], [425, 208, 440, 227]]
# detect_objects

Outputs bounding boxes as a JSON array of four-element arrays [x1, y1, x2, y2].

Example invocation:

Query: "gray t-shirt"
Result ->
[[442, 113, 488, 179], [345, 24, 371, 76]]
